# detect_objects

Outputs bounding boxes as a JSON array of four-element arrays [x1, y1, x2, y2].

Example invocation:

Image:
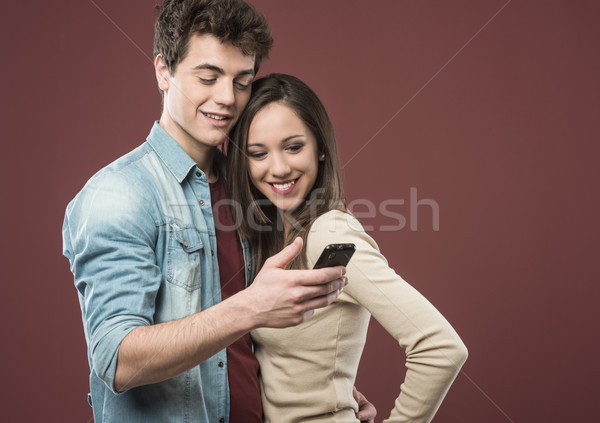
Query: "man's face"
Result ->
[[156, 33, 255, 158]]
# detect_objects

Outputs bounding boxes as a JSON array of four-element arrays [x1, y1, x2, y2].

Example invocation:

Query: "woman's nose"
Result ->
[[270, 154, 291, 178]]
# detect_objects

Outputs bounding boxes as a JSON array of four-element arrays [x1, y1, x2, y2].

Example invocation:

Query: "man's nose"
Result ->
[[213, 80, 235, 106]]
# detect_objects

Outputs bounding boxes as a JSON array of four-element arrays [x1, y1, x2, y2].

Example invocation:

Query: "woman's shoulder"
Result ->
[[309, 209, 365, 235], [306, 210, 379, 266]]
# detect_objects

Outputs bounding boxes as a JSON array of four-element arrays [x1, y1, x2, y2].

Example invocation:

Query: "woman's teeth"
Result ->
[[272, 180, 296, 190]]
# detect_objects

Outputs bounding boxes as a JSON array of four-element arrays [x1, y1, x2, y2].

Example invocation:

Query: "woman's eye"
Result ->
[[286, 143, 304, 152], [248, 151, 266, 159]]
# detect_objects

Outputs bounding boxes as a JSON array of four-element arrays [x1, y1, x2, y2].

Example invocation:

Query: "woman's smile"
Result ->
[[268, 178, 299, 194], [247, 102, 319, 212]]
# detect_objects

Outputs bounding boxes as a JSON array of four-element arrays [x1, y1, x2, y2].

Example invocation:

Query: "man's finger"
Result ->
[[299, 277, 347, 301], [264, 237, 303, 269], [353, 386, 377, 423], [290, 266, 347, 287], [297, 287, 344, 312]]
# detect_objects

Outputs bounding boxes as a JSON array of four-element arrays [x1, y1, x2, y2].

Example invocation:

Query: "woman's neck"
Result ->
[[281, 213, 292, 240]]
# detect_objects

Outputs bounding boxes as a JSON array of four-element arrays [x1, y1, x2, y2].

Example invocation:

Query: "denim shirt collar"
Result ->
[[146, 122, 197, 183], [146, 121, 228, 183]]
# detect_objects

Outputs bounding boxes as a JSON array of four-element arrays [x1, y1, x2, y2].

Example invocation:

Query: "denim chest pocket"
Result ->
[[167, 223, 204, 291]]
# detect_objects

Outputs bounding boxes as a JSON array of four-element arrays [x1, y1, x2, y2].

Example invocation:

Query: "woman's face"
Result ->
[[246, 102, 320, 212]]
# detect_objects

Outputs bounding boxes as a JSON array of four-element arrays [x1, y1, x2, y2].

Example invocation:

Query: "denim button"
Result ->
[[196, 171, 201, 177], [218, 361, 224, 367], [219, 418, 225, 423], [199, 199, 205, 206]]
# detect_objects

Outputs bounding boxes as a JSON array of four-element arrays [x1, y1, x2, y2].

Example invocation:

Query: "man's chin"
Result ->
[[205, 129, 231, 147], [195, 133, 229, 148]]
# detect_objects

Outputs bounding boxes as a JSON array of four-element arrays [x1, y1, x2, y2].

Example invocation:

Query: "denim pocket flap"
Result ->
[[167, 224, 204, 291], [173, 227, 203, 253]]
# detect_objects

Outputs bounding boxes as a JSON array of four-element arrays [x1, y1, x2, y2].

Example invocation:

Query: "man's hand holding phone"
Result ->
[[242, 238, 351, 329]]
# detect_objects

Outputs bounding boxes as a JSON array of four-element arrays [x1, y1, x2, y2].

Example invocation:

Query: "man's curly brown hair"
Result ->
[[154, 0, 273, 74]]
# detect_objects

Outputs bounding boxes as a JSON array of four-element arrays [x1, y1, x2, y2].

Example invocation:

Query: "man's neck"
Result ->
[[195, 148, 219, 183], [157, 118, 219, 182]]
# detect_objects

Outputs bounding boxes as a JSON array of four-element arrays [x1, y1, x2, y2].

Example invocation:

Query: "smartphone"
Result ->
[[313, 243, 356, 269]]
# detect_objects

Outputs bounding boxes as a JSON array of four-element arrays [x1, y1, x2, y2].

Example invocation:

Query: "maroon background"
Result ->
[[3, 1, 599, 422]]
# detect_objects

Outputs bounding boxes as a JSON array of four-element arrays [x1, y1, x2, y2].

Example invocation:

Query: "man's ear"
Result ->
[[155, 54, 170, 92]]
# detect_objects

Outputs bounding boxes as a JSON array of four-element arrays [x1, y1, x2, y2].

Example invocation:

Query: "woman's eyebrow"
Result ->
[[248, 135, 304, 148], [281, 135, 304, 143]]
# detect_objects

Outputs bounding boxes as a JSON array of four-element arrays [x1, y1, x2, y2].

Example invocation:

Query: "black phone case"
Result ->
[[313, 243, 356, 269]]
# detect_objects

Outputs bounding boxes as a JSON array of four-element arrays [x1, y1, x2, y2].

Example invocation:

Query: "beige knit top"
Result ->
[[252, 210, 468, 422]]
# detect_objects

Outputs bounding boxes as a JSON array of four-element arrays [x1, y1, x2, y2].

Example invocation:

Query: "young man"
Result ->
[[62, 1, 375, 422]]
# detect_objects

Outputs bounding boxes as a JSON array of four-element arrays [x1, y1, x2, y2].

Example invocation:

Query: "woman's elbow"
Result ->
[[444, 333, 468, 370], [454, 338, 469, 367]]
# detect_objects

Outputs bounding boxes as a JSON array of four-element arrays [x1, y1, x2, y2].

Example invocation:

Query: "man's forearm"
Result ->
[[114, 293, 254, 392]]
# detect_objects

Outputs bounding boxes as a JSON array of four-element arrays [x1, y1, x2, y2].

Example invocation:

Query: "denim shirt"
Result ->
[[62, 122, 254, 423]]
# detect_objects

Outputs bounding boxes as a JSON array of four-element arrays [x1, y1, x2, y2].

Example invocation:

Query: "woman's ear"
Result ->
[[155, 54, 170, 92], [319, 153, 326, 162]]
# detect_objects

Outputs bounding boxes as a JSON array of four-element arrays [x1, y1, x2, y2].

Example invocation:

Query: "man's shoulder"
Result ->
[[78, 140, 175, 197], [65, 142, 166, 215], [90, 142, 153, 184]]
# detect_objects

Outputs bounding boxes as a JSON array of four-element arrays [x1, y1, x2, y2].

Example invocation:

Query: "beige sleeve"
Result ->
[[306, 211, 468, 423]]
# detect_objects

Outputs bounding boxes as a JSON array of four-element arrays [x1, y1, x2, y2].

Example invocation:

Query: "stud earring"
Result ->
[[319, 153, 326, 161]]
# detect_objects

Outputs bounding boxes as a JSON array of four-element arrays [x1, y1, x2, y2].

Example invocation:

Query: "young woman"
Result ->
[[228, 74, 468, 422]]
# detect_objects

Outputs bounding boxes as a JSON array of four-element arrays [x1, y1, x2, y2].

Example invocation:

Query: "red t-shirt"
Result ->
[[209, 175, 262, 423]]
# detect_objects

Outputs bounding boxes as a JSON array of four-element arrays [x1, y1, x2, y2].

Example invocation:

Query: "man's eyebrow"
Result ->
[[193, 64, 255, 77]]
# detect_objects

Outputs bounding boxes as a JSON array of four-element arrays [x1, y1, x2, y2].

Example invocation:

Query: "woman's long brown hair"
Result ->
[[227, 74, 346, 270]]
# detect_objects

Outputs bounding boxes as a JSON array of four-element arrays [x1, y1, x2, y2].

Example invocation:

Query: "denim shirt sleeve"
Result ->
[[63, 169, 162, 394]]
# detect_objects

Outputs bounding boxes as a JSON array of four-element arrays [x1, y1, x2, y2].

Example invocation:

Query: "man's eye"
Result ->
[[199, 78, 216, 84], [235, 81, 251, 90]]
